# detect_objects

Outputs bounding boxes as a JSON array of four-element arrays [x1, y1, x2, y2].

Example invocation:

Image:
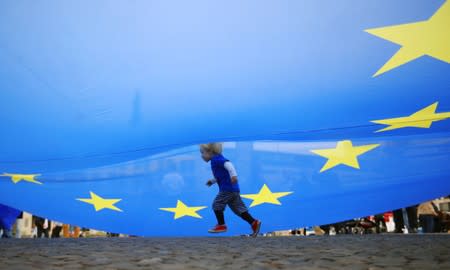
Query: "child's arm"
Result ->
[[224, 161, 238, 184], [206, 178, 217, 187], [230, 176, 238, 184]]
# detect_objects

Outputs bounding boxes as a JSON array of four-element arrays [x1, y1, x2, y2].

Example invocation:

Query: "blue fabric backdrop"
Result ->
[[0, 0, 449, 236]]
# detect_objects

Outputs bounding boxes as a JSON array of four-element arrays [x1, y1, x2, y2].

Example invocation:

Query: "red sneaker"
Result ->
[[208, 224, 227, 233], [251, 220, 261, 237]]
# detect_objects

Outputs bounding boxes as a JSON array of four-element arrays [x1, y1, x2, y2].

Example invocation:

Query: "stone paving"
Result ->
[[0, 234, 449, 269]]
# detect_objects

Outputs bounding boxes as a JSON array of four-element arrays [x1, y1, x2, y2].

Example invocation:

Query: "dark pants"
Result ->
[[419, 215, 436, 233], [37, 225, 49, 238], [374, 215, 386, 233], [407, 206, 419, 230], [51, 226, 62, 238], [393, 206, 419, 232], [393, 209, 404, 232]]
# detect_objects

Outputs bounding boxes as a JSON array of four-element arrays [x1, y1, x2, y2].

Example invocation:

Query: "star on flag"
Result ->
[[371, 102, 450, 132], [0, 173, 42, 184], [76, 191, 123, 212], [366, 0, 450, 76], [311, 140, 380, 172], [159, 200, 207, 219], [241, 184, 293, 207]]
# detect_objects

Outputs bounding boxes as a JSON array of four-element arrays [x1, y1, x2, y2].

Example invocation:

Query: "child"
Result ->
[[200, 143, 261, 236]]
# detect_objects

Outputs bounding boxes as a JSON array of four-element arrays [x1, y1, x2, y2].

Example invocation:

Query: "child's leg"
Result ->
[[212, 192, 229, 225], [229, 193, 261, 236], [228, 193, 256, 224], [214, 210, 225, 225], [209, 192, 230, 233], [239, 211, 255, 225]]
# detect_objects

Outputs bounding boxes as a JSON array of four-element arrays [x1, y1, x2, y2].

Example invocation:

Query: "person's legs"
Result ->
[[0, 224, 12, 238], [421, 215, 435, 233], [15, 218, 24, 238], [239, 211, 255, 224], [214, 211, 225, 225], [37, 225, 43, 238], [52, 226, 62, 238], [228, 193, 250, 219], [427, 216, 435, 233], [229, 193, 261, 236], [419, 215, 425, 232], [393, 209, 404, 233], [209, 192, 229, 233], [1, 229, 12, 238], [212, 192, 229, 224], [433, 216, 441, 232], [374, 215, 384, 233], [407, 206, 419, 232]]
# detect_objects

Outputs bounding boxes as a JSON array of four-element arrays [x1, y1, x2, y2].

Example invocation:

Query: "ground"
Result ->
[[1, 234, 449, 269]]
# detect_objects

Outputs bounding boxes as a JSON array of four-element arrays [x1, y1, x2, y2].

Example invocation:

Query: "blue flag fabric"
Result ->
[[0, 0, 449, 236], [0, 203, 21, 231]]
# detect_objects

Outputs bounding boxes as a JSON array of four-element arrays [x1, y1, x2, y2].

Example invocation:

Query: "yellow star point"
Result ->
[[76, 191, 123, 212], [159, 200, 207, 219], [366, 1, 450, 77], [311, 140, 380, 172], [241, 184, 293, 207], [1, 173, 42, 184], [371, 102, 450, 132]]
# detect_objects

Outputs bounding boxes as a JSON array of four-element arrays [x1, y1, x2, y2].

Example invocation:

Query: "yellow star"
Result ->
[[371, 102, 450, 132], [76, 191, 123, 212], [365, 1, 450, 77], [241, 184, 293, 207], [159, 200, 207, 219], [311, 140, 380, 172], [1, 173, 42, 184]]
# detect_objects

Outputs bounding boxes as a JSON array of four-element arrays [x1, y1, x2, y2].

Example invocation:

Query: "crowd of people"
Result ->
[[316, 198, 450, 235], [2, 196, 450, 238], [0, 204, 81, 239]]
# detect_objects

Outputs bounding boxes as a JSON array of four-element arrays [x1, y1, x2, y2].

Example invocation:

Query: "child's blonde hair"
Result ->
[[200, 143, 223, 155]]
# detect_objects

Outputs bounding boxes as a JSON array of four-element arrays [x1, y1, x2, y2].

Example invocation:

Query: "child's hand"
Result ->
[[231, 176, 238, 184]]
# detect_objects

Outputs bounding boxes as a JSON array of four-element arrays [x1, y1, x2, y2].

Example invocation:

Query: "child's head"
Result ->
[[199, 143, 223, 162]]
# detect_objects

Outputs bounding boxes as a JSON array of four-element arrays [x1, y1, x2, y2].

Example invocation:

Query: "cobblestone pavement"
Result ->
[[0, 234, 449, 270]]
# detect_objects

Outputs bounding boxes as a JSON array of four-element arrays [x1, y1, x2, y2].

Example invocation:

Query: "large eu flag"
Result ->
[[0, 0, 449, 236]]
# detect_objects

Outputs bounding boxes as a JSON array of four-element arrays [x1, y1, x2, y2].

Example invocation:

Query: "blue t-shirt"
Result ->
[[210, 154, 240, 192]]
